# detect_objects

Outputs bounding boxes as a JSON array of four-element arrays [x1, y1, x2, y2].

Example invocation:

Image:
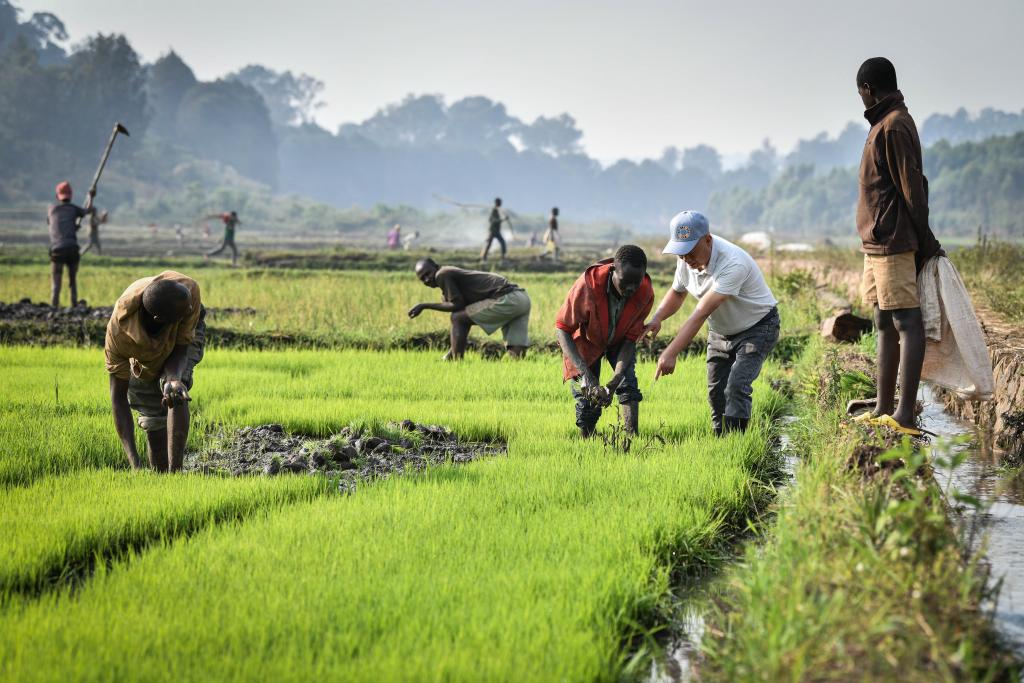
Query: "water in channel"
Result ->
[[649, 392, 1024, 681], [923, 385, 1024, 658]]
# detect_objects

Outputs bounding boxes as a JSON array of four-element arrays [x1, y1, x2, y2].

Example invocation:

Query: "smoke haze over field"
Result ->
[[16, 0, 1024, 163]]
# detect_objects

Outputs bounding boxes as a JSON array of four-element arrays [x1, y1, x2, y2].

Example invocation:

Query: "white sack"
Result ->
[[918, 255, 994, 400]]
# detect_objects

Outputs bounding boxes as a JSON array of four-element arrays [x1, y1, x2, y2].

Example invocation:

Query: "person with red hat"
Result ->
[[47, 181, 94, 307]]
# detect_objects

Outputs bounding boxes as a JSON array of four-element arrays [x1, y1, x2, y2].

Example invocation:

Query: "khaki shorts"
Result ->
[[127, 311, 206, 432], [861, 252, 919, 310], [465, 288, 531, 347]]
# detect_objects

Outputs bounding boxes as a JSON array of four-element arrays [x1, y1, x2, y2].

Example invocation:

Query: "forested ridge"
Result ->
[[2, 0, 1022, 237]]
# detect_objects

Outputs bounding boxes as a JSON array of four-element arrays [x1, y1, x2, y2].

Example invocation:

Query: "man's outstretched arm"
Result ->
[[408, 301, 461, 318], [655, 291, 729, 378], [644, 288, 688, 339], [110, 375, 142, 469]]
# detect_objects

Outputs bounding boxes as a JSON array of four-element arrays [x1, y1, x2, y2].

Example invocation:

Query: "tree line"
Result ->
[[2, 0, 1023, 237]]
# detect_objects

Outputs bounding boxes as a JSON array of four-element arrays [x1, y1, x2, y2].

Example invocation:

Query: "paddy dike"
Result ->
[[187, 420, 507, 493]]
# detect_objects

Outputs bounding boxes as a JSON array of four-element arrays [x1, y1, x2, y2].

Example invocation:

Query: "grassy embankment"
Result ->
[[701, 336, 1017, 680], [1, 346, 785, 680], [951, 241, 1024, 324]]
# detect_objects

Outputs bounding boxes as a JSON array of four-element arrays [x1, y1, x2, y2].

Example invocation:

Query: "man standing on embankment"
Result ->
[[646, 211, 779, 436], [852, 57, 943, 435], [555, 245, 653, 437], [105, 271, 206, 472], [47, 181, 94, 307], [409, 259, 531, 360]]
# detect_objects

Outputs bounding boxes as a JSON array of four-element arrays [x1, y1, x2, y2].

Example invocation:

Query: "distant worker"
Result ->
[[408, 258, 531, 360], [174, 223, 185, 247], [105, 271, 205, 472], [555, 245, 654, 437], [851, 57, 943, 435], [645, 211, 779, 436], [47, 180, 94, 308], [543, 207, 561, 262], [387, 224, 402, 250], [205, 211, 241, 266], [481, 197, 514, 264], [402, 230, 420, 251], [79, 209, 109, 256]]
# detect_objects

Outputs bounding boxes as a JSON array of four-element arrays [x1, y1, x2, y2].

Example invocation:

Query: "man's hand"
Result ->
[[408, 304, 425, 319], [161, 379, 191, 408], [654, 351, 677, 380], [642, 318, 662, 341]]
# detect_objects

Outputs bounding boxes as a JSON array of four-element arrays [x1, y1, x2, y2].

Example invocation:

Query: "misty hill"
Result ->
[[2, 0, 1023, 240]]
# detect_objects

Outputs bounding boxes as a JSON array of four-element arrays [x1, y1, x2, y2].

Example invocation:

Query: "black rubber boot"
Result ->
[[722, 416, 749, 434], [621, 402, 639, 435]]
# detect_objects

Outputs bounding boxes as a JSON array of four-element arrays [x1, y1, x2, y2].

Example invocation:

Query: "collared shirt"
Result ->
[[672, 235, 777, 336], [606, 273, 626, 343], [104, 271, 202, 381]]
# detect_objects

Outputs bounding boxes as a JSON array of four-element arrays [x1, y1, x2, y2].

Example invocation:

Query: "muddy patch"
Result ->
[[186, 421, 506, 492]]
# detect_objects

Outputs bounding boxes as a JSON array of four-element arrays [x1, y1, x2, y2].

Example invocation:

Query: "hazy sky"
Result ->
[[19, 0, 1024, 163]]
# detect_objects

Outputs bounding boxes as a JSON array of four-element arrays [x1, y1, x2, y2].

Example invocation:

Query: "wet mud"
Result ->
[[186, 421, 506, 492], [0, 299, 258, 347]]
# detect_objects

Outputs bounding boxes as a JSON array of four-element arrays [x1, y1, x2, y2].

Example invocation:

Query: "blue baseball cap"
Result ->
[[662, 211, 710, 256]]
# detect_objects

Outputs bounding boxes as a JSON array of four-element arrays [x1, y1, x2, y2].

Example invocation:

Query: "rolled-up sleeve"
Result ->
[[104, 324, 130, 380]]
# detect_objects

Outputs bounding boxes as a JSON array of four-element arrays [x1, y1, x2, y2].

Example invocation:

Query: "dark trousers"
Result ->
[[49, 246, 80, 307], [207, 238, 238, 264], [571, 343, 643, 432], [481, 232, 507, 260], [707, 307, 780, 431]]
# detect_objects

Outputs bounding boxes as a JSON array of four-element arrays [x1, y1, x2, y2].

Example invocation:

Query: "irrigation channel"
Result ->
[[648, 390, 1024, 681], [923, 385, 1024, 659], [646, 417, 801, 682]]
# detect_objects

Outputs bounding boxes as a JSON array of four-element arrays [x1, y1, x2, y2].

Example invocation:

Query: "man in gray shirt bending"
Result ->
[[644, 211, 780, 435], [408, 259, 531, 360]]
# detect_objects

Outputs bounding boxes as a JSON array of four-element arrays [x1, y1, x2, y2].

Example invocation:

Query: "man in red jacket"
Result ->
[[555, 245, 654, 437]]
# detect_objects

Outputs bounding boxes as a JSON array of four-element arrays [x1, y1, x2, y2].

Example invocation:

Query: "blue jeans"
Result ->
[[706, 307, 780, 430], [571, 344, 643, 432]]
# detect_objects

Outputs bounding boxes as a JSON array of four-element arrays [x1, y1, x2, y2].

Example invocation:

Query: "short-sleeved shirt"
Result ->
[[434, 266, 517, 309], [47, 202, 86, 250], [105, 271, 203, 381], [671, 235, 777, 336]]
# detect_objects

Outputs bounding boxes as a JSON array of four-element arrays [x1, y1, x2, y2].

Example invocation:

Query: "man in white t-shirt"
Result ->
[[645, 211, 780, 435]]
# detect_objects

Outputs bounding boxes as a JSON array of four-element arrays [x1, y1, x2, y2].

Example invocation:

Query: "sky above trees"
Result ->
[[16, 0, 1024, 163]]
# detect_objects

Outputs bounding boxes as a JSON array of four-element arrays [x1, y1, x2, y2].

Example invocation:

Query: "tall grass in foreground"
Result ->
[[1, 347, 783, 681], [702, 338, 1016, 681]]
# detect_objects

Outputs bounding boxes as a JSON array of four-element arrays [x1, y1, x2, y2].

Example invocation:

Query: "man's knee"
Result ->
[[873, 306, 895, 330], [891, 307, 923, 333], [450, 310, 472, 325]]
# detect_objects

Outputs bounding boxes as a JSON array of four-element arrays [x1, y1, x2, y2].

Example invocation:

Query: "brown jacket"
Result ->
[[856, 91, 941, 263]]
